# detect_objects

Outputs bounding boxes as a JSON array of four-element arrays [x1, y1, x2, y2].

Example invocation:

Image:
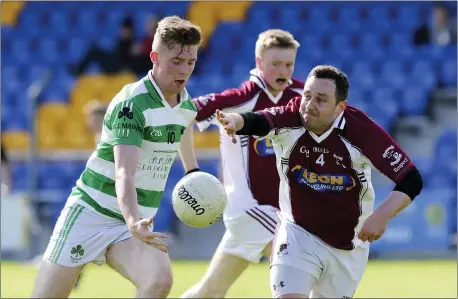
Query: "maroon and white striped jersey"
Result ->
[[259, 97, 415, 250], [193, 69, 304, 219]]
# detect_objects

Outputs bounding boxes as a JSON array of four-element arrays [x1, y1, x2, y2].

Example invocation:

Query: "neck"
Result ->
[[151, 72, 180, 106], [267, 86, 280, 97]]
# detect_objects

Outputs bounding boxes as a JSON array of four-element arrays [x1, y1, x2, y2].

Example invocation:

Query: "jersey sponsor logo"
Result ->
[[176, 185, 205, 215], [113, 122, 142, 132], [333, 153, 346, 169], [254, 138, 275, 156], [313, 147, 329, 154], [291, 165, 356, 192], [382, 145, 403, 166], [300, 146, 310, 157], [151, 129, 163, 137], [118, 106, 133, 120], [393, 157, 409, 173]]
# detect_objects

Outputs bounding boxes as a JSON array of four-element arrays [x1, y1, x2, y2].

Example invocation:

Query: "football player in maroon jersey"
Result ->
[[217, 65, 423, 298], [181, 29, 304, 298]]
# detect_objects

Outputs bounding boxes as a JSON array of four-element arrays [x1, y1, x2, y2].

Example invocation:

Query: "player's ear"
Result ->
[[150, 51, 159, 64], [255, 57, 261, 69], [337, 99, 348, 113]]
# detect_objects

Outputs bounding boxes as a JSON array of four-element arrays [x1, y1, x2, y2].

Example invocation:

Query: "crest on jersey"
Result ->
[[118, 106, 133, 120], [254, 138, 275, 156], [382, 145, 403, 166], [291, 165, 356, 192], [196, 94, 215, 106]]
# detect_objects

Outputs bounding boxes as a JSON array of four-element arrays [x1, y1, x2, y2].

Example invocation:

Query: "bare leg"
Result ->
[[106, 237, 173, 298], [31, 259, 84, 298]]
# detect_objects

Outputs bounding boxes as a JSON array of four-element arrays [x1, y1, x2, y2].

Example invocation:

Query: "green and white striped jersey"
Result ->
[[71, 71, 197, 221]]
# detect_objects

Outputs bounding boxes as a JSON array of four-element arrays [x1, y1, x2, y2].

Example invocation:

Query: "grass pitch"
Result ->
[[1, 259, 456, 298]]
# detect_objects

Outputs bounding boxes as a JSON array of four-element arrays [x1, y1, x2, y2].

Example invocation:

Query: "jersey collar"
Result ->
[[249, 68, 293, 104], [145, 70, 189, 106], [308, 111, 346, 143]]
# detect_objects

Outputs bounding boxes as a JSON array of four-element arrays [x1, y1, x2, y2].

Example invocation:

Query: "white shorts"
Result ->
[[43, 198, 132, 267], [218, 205, 278, 263], [270, 216, 369, 298]]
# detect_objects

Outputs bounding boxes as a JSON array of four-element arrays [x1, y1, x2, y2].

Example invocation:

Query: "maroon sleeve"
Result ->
[[193, 81, 260, 122], [258, 96, 302, 129], [345, 106, 415, 183]]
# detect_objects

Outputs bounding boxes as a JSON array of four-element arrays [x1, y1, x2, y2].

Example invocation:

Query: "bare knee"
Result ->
[[137, 271, 173, 298]]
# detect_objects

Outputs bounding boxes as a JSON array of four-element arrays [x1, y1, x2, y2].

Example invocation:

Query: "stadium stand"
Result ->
[[1, 1, 456, 250]]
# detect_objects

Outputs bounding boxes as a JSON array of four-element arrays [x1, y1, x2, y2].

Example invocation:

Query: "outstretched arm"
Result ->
[[216, 97, 302, 143], [179, 123, 199, 174]]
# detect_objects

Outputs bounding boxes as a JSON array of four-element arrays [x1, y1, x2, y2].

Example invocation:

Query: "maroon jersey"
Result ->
[[194, 70, 304, 218], [259, 97, 415, 250]]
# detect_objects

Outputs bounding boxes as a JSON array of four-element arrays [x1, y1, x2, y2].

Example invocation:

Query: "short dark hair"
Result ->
[[152, 15, 202, 52], [308, 65, 349, 103]]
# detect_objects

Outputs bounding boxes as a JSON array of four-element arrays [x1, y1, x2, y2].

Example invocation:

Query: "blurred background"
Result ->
[[1, 1, 457, 297]]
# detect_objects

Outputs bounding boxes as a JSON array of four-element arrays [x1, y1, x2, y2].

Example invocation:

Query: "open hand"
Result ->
[[129, 218, 168, 253]]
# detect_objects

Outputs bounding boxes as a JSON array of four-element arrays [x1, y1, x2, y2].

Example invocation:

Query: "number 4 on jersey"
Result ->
[[316, 153, 325, 166]]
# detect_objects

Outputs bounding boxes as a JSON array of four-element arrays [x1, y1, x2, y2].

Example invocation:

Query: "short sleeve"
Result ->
[[107, 101, 145, 147], [346, 109, 415, 183]]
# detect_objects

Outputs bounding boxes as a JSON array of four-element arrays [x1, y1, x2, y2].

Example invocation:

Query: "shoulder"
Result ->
[[343, 105, 374, 128], [341, 105, 389, 143], [284, 78, 304, 96]]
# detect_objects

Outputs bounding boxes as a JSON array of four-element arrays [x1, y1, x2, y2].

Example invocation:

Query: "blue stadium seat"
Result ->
[[389, 33, 412, 53], [1, 109, 28, 131], [380, 60, 406, 89], [433, 128, 457, 177], [11, 162, 29, 191], [48, 11, 70, 37], [75, 10, 99, 37], [38, 38, 60, 64], [17, 12, 41, 37], [395, 5, 422, 29], [441, 57, 457, 88], [400, 87, 429, 116], [305, 8, 331, 33], [330, 35, 353, 60], [367, 88, 399, 128], [67, 37, 89, 64], [349, 62, 375, 90], [410, 60, 437, 90], [11, 38, 32, 65]]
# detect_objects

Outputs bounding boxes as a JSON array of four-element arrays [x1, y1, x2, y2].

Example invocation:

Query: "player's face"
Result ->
[[257, 47, 296, 95], [151, 44, 198, 95], [299, 77, 346, 135]]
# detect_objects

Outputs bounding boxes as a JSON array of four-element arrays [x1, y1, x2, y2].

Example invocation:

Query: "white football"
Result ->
[[172, 171, 227, 228]]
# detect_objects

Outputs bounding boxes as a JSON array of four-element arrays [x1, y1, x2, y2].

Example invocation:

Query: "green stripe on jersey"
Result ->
[[143, 78, 165, 108], [96, 142, 114, 162], [71, 187, 125, 222], [143, 124, 186, 143], [180, 100, 197, 112], [81, 168, 163, 208], [131, 93, 163, 112]]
